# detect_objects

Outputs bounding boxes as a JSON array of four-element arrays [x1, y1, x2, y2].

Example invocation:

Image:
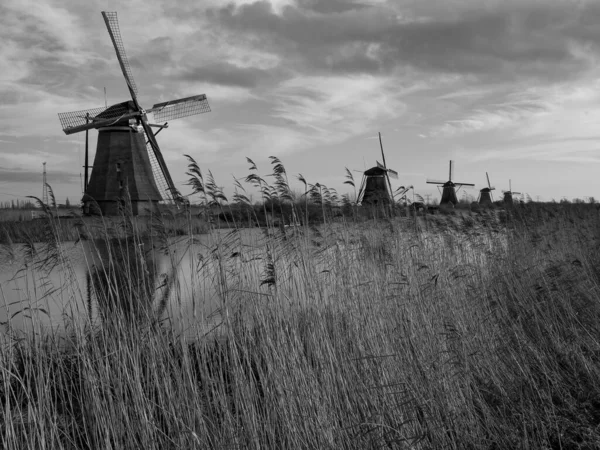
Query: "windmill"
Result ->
[[478, 172, 495, 206], [502, 179, 521, 205], [356, 132, 398, 208], [57, 11, 211, 216], [426, 160, 474, 206]]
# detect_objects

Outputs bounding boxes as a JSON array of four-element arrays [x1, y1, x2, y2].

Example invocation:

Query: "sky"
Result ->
[[1, 0, 599, 205]]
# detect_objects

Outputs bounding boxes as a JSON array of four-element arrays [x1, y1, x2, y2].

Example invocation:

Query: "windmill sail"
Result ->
[[152, 95, 211, 121], [387, 168, 398, 179], [102, 12, 139, 100], [58, 104, 136, 134], [141, 128, 176, 202]]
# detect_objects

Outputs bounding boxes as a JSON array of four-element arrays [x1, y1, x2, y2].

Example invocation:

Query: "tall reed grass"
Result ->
[[1, 164, 599, 449]]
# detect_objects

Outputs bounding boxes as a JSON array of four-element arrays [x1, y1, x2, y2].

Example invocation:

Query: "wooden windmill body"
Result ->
[[356, 133, 398, 209], [427, 161, 474, 206], [478, 172, 495, 206], [58, 12, 211, 216], [502, 179, 521, 205]]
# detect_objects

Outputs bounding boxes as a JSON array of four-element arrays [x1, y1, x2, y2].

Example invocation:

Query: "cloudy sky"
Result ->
[[1, 0, 599, 205]]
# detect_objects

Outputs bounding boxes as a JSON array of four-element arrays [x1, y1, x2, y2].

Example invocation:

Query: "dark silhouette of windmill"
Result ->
[[57, 11, 211, 216], [427, 160, 474, 206], [478, 172, 495, 206], [502, 179, 521, 205], [356, 133, 398, 208]]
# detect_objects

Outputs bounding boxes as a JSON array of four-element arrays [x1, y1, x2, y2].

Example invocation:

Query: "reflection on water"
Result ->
[[0, 229, 269, 340], [85, 237, 174, 325]]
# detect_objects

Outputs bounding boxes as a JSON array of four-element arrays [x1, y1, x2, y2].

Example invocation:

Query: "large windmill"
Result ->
[[356, 133, 398, 208], [502, 179, 521, 205], [427, 160, 474, 206], [58, 11, 211, 216], [478, 172, 495, 206]]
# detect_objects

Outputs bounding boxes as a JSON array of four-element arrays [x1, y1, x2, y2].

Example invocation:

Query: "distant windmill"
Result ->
[[502, 179, 521, 205], [478, 172, 495, 206], [356, 132, 398, 208], [426, 160, 474, 206], [57, 11, 211, 216]]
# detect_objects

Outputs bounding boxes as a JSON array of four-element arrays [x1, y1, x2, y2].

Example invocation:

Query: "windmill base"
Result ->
[[83, 198, 160, 216]]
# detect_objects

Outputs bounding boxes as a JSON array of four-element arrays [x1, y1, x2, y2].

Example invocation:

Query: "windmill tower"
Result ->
[[57, 11, 211, 216], [427, 160, 474, 206], [478, 172, 495, 206], [356, 133, 398, 209], [502, 179, 521, 205], [42, 162, 48, 205]]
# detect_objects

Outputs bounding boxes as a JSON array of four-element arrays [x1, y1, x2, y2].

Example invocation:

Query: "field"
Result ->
[[1, 199, 600, 449]]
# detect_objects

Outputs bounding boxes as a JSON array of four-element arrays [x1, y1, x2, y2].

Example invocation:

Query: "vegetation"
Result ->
[[1, 159, 600, 449]]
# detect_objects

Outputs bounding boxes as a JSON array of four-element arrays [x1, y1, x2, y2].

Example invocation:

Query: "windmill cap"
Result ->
[[95, 100, 137, 119], [364, 166, 388, 176]]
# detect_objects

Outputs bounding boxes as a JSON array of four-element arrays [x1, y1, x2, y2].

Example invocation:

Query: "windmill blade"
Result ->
[[512, 192, 522, 195], [151, 94, 211, 122], [455, 183, 475, 188], [426, 179, 447, 185], [59, 106, 109, 133], [486, 172, 492, 189], [140, 120, 179, 203], [142, 128, 173, 202], [449, 160, 454, 182], [377, 132, 394, 204], [387, 168, 398, 179], [376, 160, 385, 169], [102, 12, 140, 102], [58, 104, 141, 135]]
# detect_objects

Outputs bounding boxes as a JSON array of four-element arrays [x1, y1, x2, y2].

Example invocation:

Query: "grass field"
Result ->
[[2, 153, 600, 449], [1, 199, 599, 449]]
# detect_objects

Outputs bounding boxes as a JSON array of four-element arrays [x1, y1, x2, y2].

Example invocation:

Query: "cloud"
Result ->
[[447, 79, 600, 164], [296, 0, 371, 14], [271, 74, 410, 136], [0, 166, 78, 184], [209, 0, 600, 83], [176, 62, 273, 88], [1, 0, 599, 204]]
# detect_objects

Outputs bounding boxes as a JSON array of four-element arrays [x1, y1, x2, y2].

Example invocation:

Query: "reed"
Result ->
[[1, 161, 599, 449]]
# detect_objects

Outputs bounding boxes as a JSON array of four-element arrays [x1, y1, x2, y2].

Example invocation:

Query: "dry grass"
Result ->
[[1, 177, 600, 448]]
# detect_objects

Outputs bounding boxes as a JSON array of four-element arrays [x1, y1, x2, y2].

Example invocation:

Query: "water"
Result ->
[[0, 228, 272, 340], [0, 222, 508, 342]]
